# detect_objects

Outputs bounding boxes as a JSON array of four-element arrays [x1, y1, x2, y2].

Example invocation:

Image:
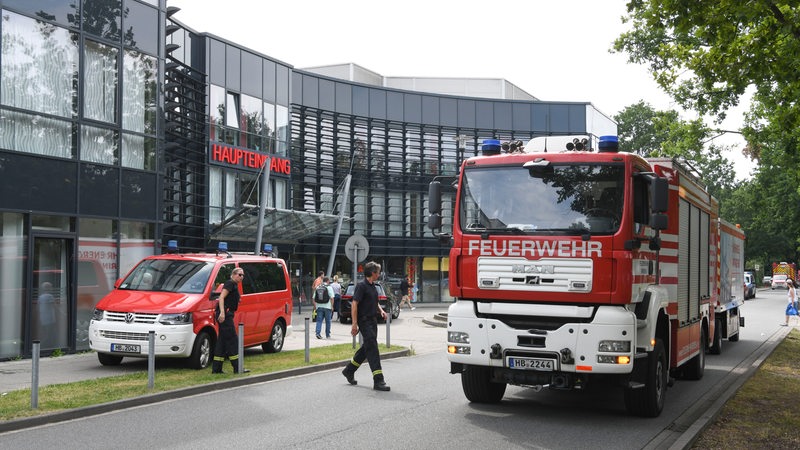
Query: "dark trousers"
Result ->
[[344, 316, 384, 382], [212, 312, 239, 372]]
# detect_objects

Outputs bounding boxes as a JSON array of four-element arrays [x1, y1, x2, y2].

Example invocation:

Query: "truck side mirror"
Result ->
[[651, 177, 668, 213], [428, 181, 442, 214], [650, 213, 668, 230], [427, 213, 442, 230]]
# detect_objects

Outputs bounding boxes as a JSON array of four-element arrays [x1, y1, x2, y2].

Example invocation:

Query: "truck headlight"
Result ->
[[598, 340, 631, 352], [92, 308, 105, 321], [448, 331, 470, 344], [159, 312, 192, 325]]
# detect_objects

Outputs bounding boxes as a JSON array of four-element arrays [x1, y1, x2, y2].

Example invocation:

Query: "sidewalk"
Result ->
[[0, 304, 449, 394]]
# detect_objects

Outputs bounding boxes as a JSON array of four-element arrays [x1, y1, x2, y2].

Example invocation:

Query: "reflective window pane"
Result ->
[[122, 50, 156, 133], [1, 10, 78, 117], [0, 109, 75, 158], [83, 40, 118, 123], [81, 124, 118, 165], [123, 0, 158, 55], [122, 132, 155, 170], [82, 0, 122, 42], [2, 0, 81, 29]]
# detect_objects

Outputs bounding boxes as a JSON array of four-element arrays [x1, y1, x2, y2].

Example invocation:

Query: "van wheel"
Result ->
[[188, 331, 212, 369], [97, 352, 123, 366], [263, 322, 285, 353]]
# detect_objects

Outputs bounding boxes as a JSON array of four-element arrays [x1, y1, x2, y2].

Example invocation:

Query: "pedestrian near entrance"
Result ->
[[784, 278, 798, 326], [314, 276, 334, 339], [341, 261, 390, 391], [331, 275, 342, 320], [397, 275, 414, 311], [212, 268, 244, 373], [312, 271, 324, 290]]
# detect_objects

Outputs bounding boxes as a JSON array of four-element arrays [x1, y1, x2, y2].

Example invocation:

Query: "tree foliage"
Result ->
[[615, 101, 736, 199], [613, 1, 800, 269], [613, 1, 800, 153]]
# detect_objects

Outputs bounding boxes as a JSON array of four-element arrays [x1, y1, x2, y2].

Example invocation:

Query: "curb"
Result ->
[[0, 349, 410, 434], [422, 312, 448, 328]]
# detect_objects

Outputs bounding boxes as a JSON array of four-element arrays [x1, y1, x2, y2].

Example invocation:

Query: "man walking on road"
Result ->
[[341, 261, 390, 391]]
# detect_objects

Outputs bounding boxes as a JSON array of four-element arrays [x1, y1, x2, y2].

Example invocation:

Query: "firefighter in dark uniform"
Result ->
[[341, 261, 390, 391], [211, 268, 244, 374]]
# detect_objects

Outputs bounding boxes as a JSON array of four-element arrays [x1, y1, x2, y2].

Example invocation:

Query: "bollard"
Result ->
[[31, 340, 40, 409], [238, 322, 244, 374], [386, 309, 391, 348], [304, 317, 310, 362], [148, 331, 155, 390]]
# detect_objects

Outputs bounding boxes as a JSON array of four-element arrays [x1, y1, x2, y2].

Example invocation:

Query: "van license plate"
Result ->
[[110, 343, 140, 354], [507, 357, 555, 371]]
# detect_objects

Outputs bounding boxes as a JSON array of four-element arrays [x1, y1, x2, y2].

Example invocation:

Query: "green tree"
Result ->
[[615, 102, 737, 199], [613, 1, 800, 150]]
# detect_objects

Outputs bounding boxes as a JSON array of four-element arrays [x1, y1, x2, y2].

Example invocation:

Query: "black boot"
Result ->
[[373, 379, 390, 391], [342, 367, 357, 385], [211, 360, 223, 374]]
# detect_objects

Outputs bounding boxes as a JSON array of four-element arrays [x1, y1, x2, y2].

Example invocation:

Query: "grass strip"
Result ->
[[693, 329, 800, 449], [0, 344, 402, 421]]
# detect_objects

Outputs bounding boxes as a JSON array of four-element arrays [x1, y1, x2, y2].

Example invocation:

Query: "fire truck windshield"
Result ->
[[460, 163, 625, 235]]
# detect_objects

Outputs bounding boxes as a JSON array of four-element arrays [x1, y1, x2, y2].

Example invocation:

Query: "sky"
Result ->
[[168, 0, 752, 180]]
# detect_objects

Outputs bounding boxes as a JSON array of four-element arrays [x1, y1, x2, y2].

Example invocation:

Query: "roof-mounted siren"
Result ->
[[217, 241, 232, 258], [166, 240, 179, 253], [566, 137, 589, 151], [598, 135, 619, 153], [262, 243, 275, 257], [481, 139, 502, 156]]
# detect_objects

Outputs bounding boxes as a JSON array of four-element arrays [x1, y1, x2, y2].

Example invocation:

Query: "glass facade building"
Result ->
[[0, 0, 615, 359]]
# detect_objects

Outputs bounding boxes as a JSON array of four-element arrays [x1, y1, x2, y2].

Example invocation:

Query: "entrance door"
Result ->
[[289, 261, 303, 307], [31, 237, 73, 352]]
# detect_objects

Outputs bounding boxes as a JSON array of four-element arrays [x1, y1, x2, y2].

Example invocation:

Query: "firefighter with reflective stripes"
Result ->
[[341, 261, 390, 391], [212, 268, 244, 374]]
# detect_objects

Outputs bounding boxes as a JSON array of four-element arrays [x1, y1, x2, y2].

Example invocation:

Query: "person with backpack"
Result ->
[[314, 276, 334, 339]]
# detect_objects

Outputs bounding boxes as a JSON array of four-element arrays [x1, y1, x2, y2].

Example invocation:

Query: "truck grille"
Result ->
[[477, 257, 592, 292]]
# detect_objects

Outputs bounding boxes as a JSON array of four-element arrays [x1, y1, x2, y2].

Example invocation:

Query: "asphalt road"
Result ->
[[0, 292, 794, 449]]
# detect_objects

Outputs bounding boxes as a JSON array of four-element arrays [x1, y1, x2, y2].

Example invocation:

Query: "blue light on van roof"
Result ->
[[218, 242, 228, 252], [167, 240, 179, 251], [263, 244, 273, 253]]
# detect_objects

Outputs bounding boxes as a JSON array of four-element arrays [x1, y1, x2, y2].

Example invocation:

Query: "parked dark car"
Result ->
[[339, 282, 400, 323]]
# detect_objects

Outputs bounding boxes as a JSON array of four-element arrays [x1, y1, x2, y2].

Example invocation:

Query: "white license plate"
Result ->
[[507, 356, 555, 371], [110, 343, 141, 354]]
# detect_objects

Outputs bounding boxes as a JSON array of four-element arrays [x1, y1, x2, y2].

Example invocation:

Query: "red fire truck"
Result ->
[[427, 136, 734, 417]]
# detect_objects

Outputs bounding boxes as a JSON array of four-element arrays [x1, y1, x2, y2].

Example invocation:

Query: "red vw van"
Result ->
[[89, 247, 293, 369]]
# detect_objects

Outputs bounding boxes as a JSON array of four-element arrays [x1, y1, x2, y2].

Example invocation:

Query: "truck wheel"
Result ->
[[709, 321, 722, 355], [188, 331, 212, 369], [97, 352, 123, 366], [263, 321, 285, 353], [624, 338, 667, 417], [461, 365, 506, 403], [681, 328, 705, 380]]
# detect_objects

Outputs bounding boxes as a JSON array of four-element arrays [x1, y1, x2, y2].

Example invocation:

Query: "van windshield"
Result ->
[[119, 260, 214, 294]]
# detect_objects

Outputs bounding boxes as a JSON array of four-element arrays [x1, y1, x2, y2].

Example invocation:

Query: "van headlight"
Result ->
[[92, 308, 105, 321], [159, 312, 192, 325]]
